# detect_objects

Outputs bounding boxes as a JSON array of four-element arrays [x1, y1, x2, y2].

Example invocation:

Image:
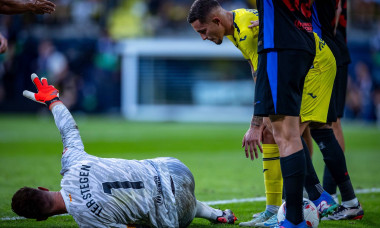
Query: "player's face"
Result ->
[[191, 19, 224, 45]]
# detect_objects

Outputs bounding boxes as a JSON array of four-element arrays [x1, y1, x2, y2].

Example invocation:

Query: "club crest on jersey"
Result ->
[[318, 38, 326, 51]]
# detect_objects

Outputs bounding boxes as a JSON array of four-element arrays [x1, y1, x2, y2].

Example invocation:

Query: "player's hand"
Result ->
[[29, 0, 56, 14], [0, 33, 8, 54], [23, 73, 60, 109], [248, 20, 259, 28], [242, 125, 264, 161]]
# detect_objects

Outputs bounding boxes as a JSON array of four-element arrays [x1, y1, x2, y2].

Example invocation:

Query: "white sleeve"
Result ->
[[51, 103, 88, 174]]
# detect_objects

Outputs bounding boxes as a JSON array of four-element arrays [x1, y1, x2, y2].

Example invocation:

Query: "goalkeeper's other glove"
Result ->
[[23, 73, 60, 109]]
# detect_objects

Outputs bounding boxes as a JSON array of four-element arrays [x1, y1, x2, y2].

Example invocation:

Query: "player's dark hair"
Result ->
[[187, 0, 221, 24], [11, 187, 52, 221]]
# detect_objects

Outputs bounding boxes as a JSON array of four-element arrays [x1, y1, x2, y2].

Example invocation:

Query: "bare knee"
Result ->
[[270, 116, 303, 156]]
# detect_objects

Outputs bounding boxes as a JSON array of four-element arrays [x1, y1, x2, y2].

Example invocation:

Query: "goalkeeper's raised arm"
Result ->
[[23, 73, 88, 173]]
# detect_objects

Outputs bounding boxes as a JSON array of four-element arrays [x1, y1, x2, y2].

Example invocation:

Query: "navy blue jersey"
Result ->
[[311, 0, 343, 66], [336, 0, 351, 64], [337, 0, 348, 41], [311, 0, 336, 41], [256, 0, 315, 55]]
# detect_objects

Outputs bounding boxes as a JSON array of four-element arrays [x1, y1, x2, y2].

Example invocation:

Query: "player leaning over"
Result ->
[[11, 74, 237, 228]]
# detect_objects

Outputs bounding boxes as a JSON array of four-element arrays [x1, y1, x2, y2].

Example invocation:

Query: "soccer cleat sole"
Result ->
[[353, 215, 363, 220], [215, 209, 238, 224]]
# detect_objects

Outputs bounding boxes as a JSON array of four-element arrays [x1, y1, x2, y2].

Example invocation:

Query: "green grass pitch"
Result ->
[[0, 114, 379, 227]]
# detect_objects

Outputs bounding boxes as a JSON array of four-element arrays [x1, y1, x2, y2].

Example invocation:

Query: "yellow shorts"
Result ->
[[300, 33, 337, 123]]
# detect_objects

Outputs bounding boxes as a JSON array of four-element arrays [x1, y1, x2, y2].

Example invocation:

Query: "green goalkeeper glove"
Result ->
[[23, 73, 60, 109]]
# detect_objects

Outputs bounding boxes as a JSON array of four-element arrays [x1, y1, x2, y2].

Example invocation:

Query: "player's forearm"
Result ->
[[0, 0, 33, 14], [51, 102, 84, 151]]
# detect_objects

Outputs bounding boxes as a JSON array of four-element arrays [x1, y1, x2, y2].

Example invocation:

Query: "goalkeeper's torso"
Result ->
[[60, 155, 178, 228]]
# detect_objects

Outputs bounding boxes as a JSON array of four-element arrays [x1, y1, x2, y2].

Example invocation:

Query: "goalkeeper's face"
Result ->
[[191, 19, 224, 45]]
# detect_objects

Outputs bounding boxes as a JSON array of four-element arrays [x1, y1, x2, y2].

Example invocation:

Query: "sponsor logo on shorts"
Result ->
[[307, 93, 317, 99], [240, 36, 247, 41], [318, 142, 326, 150]]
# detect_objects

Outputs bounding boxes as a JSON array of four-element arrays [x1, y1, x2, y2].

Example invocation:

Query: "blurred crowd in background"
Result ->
[[0, 0, 380, 124]]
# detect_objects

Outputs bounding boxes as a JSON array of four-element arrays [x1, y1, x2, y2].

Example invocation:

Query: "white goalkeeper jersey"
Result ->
[[52, 104, 178, 228]]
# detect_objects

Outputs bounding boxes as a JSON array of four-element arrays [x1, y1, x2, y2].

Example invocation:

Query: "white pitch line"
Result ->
[[205, 196, 266, 205], [205, 188, 380, 205], [0, 214, 69, 221], [2, 188, 380, 221], [354, 188, 380, 194]]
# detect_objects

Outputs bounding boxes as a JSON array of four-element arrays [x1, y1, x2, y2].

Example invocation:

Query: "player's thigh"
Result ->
[[275, 50, 315, 116], [326, 66, 348, 122], [166, 158, 197, 227], [335, 64, 349, 118]]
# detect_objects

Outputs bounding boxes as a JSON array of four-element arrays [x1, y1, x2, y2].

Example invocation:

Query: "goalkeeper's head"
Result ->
[[11, 187, 54, 221]]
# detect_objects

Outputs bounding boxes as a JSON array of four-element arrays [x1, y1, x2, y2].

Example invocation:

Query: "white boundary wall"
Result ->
[[119, 38, 253, 122]]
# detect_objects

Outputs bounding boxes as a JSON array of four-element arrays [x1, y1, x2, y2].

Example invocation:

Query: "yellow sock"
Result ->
[[263, 144, 283, 207]]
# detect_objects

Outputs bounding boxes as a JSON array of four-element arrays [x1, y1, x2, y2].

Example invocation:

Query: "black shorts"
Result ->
[[326, 64, 348, 121], [326, 80, 337, 123], [254, 49, 315, 116], [335, 64, 348, 118]]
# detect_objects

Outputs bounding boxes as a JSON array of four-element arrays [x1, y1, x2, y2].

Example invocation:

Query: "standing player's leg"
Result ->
[[271, 116, 306, 226], [326, 117, 344, 202], [312, 63, 363, 220], [332, 118, 345, 152], [255, 127, 283, 228], [333, 64, 349, 152], [323, 64, 349, 201], [302, 126, 314, 157], [311, 125, 363, 220], [298, 39, 339, 216], [240, 124, 282, 227], [254, 49, 314, 226], [301, 127, 339, 217]]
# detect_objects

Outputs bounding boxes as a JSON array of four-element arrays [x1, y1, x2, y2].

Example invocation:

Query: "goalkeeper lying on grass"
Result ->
[[11, 73, 237, 228]]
